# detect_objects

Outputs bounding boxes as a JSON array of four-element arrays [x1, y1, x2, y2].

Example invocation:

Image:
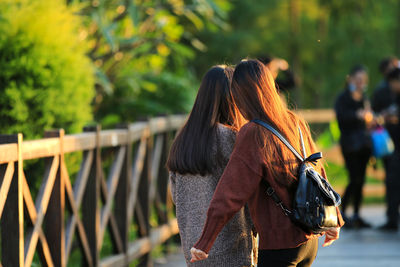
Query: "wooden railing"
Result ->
[[0, 115, 186, 267], [296, 109, 335, 124]]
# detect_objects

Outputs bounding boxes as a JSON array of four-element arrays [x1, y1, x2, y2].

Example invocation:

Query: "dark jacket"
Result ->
[[371, 80, 395, 114], [334, 88, 372, 153], [386, 95, 400, 152]]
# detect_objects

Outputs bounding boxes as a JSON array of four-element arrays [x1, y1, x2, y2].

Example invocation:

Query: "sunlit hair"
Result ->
[[232, 59, 320, 185], [167, 65, 245, 175]]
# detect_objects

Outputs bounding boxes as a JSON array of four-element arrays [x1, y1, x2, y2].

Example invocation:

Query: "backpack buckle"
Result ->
[[266, 187, 275, 196], [279, 203, 292, 216]]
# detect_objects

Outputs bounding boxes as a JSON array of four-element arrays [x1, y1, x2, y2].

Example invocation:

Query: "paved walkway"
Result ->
[[155, 205, 400, 267]]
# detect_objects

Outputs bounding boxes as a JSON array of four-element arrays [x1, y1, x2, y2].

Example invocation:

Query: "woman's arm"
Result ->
[[191, 125, 263, 259], [192, 155, 262, 254]]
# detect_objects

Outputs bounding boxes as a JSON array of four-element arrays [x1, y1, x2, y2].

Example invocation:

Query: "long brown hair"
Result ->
[[167, 65, 244, 175], [232, 59, 320, 185]]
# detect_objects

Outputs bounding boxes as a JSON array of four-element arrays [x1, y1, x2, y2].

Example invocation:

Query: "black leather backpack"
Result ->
[[252, 119, 342, 234]]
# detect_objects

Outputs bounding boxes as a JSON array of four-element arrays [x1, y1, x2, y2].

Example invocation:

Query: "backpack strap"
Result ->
[[251, 119, 299, 217], [264, 186, 292, 216], [252, 119, 304, 162], [298, 127, 307, 159], [253, 119, 322, 165], [298, 127, 322, 165]]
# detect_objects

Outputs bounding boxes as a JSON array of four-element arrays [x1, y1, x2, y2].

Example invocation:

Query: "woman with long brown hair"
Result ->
[[167, 65, 254, 266], [190, 60, 344, 267]]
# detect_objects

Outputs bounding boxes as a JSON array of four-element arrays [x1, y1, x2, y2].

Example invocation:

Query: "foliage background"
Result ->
[[0, 0, 94, 139], [73, 0, 400, 126], [70, 0, 232, 127], [2, 0, 400, 134], [192, 0, 400, 108]]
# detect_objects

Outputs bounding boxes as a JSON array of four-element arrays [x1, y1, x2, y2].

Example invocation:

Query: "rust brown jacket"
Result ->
[[194, 122, 344, 253]]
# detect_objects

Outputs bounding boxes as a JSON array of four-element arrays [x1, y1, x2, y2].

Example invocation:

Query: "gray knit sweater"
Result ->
[[170, 124, 253, 267]]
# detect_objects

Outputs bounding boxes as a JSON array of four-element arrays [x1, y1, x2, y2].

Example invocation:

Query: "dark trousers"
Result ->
[[257, 238, 318, 267], [386, 152, 400, 224], [341, 147, 371, 215]]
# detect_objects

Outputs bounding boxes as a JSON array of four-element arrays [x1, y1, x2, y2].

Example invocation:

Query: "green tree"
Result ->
[[67, 0, 231, 126], [0, 0, 95, 139], [192, 0, 400, 109]]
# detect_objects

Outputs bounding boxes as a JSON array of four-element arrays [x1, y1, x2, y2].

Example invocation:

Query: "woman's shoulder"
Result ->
[[236, 121, 260, 140], [216, 123, 236, 144], [216, 123, 236, 134], [232, 122, 264, 156]]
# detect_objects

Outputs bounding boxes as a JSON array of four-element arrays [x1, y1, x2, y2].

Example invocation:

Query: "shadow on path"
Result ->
[[314, 205, 400, 267]]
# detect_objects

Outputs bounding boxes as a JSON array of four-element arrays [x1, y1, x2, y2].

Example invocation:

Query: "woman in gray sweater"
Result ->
[[167, 65, 254, 267]]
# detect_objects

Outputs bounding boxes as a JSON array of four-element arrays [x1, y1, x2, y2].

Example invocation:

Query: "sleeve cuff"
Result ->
[[193, 214, 221, 253]]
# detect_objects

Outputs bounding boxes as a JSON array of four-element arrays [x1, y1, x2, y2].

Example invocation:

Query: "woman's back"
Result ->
[[170, 124, 253, 266]]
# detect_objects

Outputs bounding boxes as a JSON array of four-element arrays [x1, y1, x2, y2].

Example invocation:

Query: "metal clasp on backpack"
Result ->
[[266, 187, 275, 196], [265, 186, 292, 217], [278, 202, 292, 216]]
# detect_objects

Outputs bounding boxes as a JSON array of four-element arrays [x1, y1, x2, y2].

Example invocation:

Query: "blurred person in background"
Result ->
[[259, 56, 296, 106], [378, 68, 400, 231], [371, 58, 398, 192], [334, 65, 374, 228], [258, 56, 296, 92], [372, 57, 399, 114]]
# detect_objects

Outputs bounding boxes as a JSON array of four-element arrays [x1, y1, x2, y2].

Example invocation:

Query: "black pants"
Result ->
[[386, 152, 400, 224], [257, 238, 318, 267], [341, 147, 371, 215]]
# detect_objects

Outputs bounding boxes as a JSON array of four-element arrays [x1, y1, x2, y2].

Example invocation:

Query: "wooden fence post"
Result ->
[[156, 132, 170, 255], [82, 125, 101, 266], [0, 134, 24, 267], [157, 133, 169, 224], [164, 131, 180, 245], [136, 130, 152, 267], [43, 129, 66, 267], [114, 125, 131, 264]]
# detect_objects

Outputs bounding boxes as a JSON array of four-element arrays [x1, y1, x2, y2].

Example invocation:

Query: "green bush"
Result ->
[[0, 0, 95, 139], [97, 69, 197, 127]]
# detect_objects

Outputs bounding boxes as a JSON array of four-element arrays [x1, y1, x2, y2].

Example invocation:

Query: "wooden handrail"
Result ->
[[0, 115, 190, 164], [297, 109, 335, 124], [0, 111, 333, 163]]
